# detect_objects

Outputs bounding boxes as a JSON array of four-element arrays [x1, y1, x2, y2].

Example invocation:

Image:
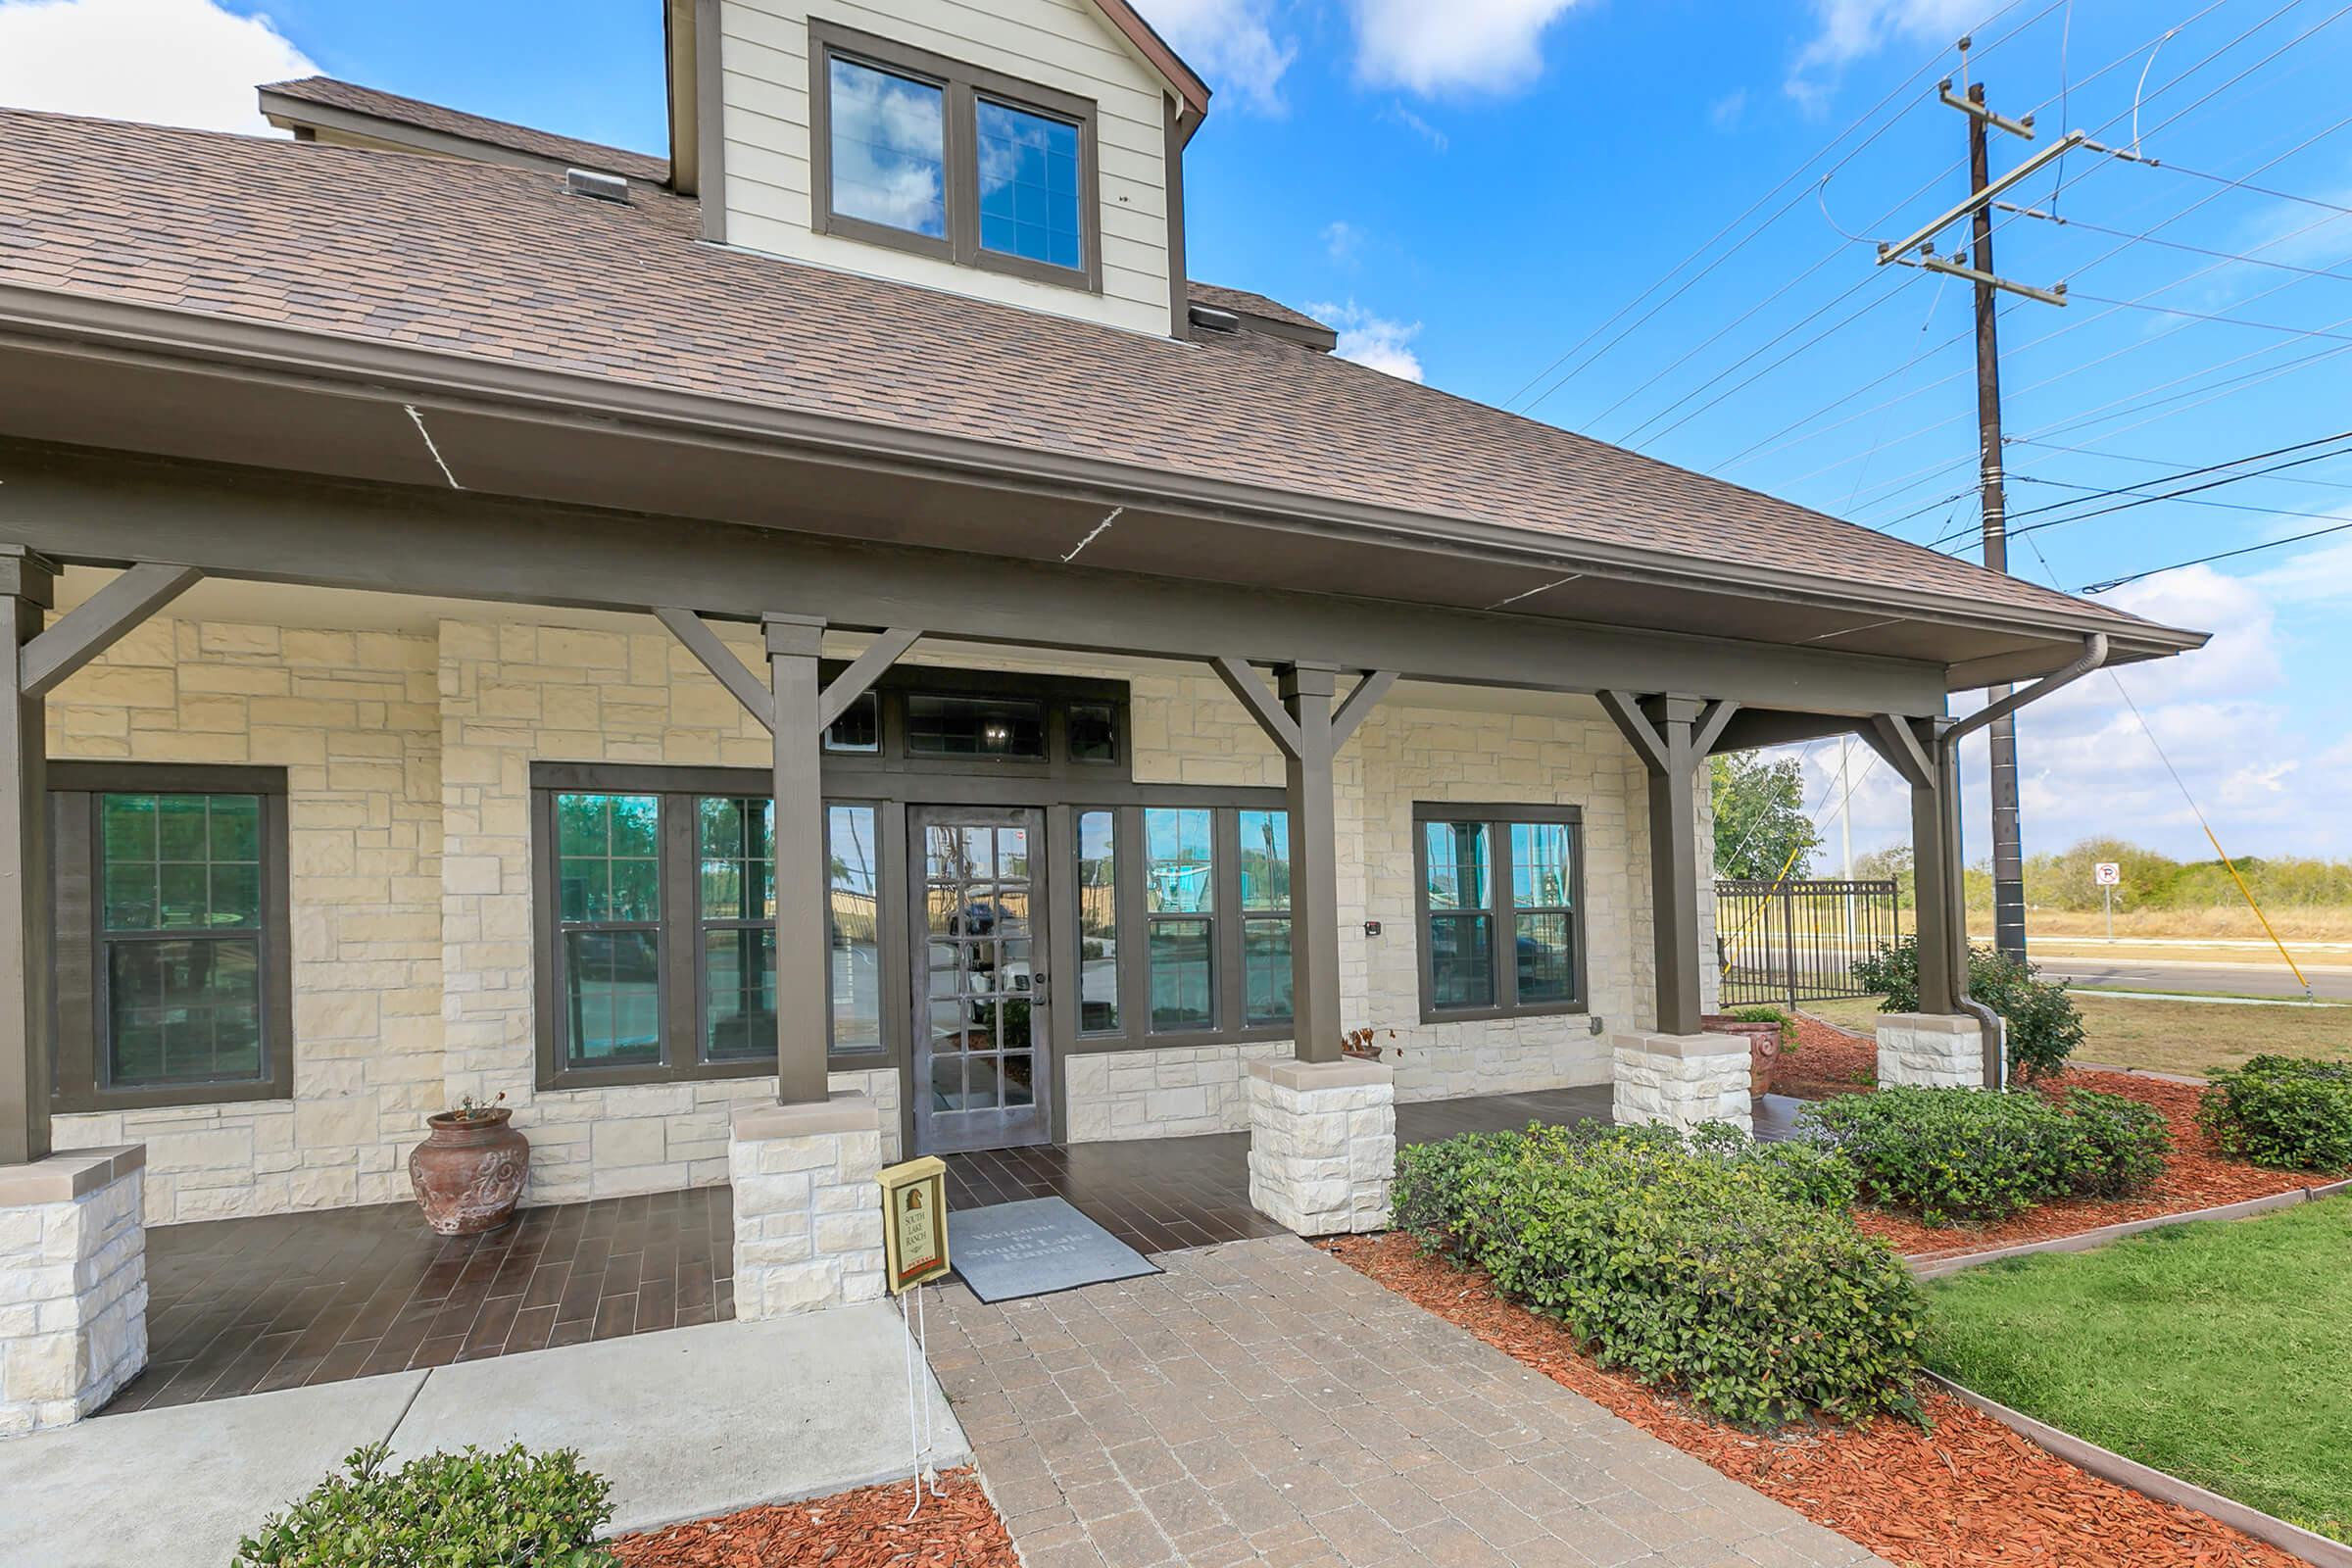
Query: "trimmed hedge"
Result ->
[[1394, 1123, 1919, 1429], [234, 1443, 616, 1568], [1799, 1086, 2168, 1225], [2199, 1056, 2352, 1171]]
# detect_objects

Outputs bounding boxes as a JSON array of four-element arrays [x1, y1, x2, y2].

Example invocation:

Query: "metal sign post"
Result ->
[[2094, 861, 2121, 940], [879, 1155, 952, 1520]]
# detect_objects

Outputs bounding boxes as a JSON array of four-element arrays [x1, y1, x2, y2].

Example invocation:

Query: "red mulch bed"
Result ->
[[1326, 1233, 2301, 1568], [1774, 1011, 1883, 1099], [1781, 1012, 2319, 1262], [609, 1469, 1017, 1568]]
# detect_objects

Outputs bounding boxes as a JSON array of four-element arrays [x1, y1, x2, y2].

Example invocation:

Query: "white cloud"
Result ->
[[1383, 101, 1449, 150], [1322, 220, 1364, 263], [1776, 551, 2352, 861], [1710, 89, 1748, 131], [1306, 299, 1425, 381], [1786, 0, 1978, 108], [0, 0, 314, 134], [1344, 0, 1584, 96], [1141, 0, 1297, 113]]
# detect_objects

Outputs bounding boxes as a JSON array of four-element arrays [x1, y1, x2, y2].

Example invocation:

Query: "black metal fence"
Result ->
[[1714, 878, 1902, 1008]]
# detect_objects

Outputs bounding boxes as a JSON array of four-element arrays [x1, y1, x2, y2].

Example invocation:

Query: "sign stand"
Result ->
[[879, 1155, 952, 1521], [2094, 861, 2121, 940]]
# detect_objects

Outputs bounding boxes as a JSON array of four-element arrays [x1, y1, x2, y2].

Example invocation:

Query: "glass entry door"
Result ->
[[909, 807, 1052, 1153]]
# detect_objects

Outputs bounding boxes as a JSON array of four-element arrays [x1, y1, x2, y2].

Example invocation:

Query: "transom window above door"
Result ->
[[810, 21, 1102, 292]]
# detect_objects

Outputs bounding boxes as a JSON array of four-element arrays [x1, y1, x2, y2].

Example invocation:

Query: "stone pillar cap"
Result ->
[[0, 1145, 145, 1205], [732, 1092, 880, 1141], [1249, 1057, 1393, 1091]]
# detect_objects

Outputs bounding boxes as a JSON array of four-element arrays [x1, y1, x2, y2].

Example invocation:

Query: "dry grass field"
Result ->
[[1802, 992, 2352, 1078]]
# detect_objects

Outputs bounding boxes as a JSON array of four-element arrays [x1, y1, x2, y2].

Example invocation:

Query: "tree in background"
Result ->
[[1711, 753, 1822, 881]]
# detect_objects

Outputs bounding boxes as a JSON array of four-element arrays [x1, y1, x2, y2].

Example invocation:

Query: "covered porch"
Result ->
[[105, 1085, 1615, 1414], [0, 347, 2156, 1436]]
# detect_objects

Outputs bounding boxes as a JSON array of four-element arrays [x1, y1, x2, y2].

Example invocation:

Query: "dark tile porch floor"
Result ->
[[103, 1084, 1618, 1415]]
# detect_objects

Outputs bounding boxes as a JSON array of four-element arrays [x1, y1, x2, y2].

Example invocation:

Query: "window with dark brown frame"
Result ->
[[808, 20, 1104, 294], [1412, 803, 1588, 1023], [49, 763, 294, 1112], [531, 766, 885, 1091]]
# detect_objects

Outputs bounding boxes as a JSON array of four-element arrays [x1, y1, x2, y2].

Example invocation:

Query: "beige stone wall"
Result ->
[[42, 604, 1716, 1216], [48, 618, 444, 1225]]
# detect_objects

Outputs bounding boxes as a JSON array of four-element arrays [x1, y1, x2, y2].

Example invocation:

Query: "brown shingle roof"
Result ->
[[1187, 281, 1332, 336], [258, 76, 669, 184], [0, 108, 2154, 635]]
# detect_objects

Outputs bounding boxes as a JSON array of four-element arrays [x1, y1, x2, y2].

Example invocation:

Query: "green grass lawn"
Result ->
[[1923, 1200, 2352, 1543], [1802, 993, 2352, 1078]]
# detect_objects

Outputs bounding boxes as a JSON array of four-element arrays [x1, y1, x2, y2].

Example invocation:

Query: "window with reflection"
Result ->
[[826, 804, 884, 1053], [1075, 809, 1118, 1034], [906, 694, 1046, 759], [1415, 806, 1585, 1018], [1238, 809, 1292, 1025], [50, 767, 293, 1111], [826, 56, 947, 240], [813, 24, 1097, 289], [1144, 807, 1214, 1031], [556, 792, 663, 1068]]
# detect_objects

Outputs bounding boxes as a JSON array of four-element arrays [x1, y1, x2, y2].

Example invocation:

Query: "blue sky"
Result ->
[[3, 0, 2348, 866]]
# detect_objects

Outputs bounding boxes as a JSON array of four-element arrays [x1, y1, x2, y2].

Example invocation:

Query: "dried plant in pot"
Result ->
[[409, 1093, 529, 1236]]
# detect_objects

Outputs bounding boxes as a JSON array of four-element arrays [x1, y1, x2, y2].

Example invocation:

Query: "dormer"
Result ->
[[664, 0, 1208, 337]]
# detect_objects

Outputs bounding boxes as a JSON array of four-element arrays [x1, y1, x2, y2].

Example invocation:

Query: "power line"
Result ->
[[1922, 432, 2352, 549], [1502, 0, 2070, 416], [2135, 157, 2352, 218], [2014, 472, 2352, 524], [2068, 291, 2352, 342], [2009, 434, 2352, 491], [1992, 203, 2352, 282], [2082, 514, 2352, 590]]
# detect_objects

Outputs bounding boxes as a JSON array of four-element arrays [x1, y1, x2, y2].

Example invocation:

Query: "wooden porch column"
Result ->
[[1279, 664, 1343, 1064], [657, 610, 923, 1105], [764, 614, 831, 1104], [0, 549, 55, 1165], [1866, 713, 1963, 1014], [1210, 660, 1396, 1062], [1600, 691, 1739, 1037]]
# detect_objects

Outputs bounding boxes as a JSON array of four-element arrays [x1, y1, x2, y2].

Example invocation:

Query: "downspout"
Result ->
[[1940, 633, 2111, 1090]]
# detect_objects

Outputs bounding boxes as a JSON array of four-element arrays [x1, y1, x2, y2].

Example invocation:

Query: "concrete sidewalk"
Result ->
[[0, 1300, 965, 1568]]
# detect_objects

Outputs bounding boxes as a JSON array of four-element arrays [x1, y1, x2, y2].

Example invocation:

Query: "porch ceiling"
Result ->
[[0, 333, 2193, 692]]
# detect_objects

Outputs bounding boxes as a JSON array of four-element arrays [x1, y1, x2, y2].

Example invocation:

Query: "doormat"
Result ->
[[946, 1197, 1161, 1303]]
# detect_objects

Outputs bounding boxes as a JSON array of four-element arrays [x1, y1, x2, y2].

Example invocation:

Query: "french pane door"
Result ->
[[909, 807, 1052, 1153]]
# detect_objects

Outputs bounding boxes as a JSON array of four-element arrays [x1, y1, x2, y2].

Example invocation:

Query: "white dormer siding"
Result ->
[[716, 0, 1176, 335]]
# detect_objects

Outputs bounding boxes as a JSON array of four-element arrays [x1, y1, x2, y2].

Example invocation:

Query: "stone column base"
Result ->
[[727, 1094, 885, 1320], [1612, 1032, 1751, 1135], [1247, 1058, 1395, 1236], [0, 1147, 147, 1439], [1876, 1013, 1986, 1089]]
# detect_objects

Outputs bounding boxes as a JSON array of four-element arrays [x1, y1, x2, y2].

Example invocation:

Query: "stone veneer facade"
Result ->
[[1245, 1058, 1396, 1236], [41, 601, 1715, 1223], [0, 1148, 147, 1437], [1611, 1031, 1753, 1135], [1875, 1013, 1988, 1089]]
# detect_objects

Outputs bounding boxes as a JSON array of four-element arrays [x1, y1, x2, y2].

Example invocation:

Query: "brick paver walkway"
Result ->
[[926, 1235, 1890, 1567]]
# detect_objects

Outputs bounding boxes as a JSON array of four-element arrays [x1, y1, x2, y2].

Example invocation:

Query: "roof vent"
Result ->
[[564, 168, 630, 204], [1188, 304, 1241, 333]]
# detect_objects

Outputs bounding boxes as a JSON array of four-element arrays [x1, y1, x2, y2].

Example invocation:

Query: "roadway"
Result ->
[[2030, 954, 2352, 1003]]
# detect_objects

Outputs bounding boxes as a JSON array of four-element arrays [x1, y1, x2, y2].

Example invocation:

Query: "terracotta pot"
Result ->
[[409, 1107, 529, 1236], [1701, 1016, 1785, 1100]]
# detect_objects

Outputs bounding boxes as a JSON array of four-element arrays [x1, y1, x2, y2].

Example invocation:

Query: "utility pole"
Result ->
[[1967, 81, 2029, 964], [1874, 45, 2086, 962]]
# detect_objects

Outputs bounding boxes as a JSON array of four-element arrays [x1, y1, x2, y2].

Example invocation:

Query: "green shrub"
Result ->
[[2060, 1089, 2173, 1197], [1797, 1085, 2165, 1223], [1395, 1125, 1918, 1428], [234, 1443, 617, 1568], [1724, 1004, 1799, 1051], [1852, 936, 2084, 1080], [2198, 1056, 2352, 1171]]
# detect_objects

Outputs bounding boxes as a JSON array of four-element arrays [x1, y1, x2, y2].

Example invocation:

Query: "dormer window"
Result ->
[[809, 22, 1101, 293]]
